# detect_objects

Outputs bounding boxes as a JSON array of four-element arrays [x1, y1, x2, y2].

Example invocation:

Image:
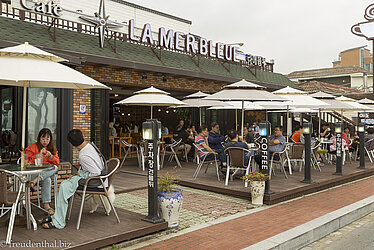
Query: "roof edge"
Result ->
[[112, 0, 192, 25]]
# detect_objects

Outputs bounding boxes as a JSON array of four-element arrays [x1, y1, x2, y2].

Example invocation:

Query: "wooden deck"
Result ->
[[1, 197, 167, 249], [116, 157, 374, 205]]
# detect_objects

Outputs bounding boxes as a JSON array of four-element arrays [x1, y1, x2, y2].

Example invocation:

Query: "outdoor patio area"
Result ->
[[116, 156, 374, 205]]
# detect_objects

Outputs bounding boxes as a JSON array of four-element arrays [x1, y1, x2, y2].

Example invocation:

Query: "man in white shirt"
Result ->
[[41, 129, 106, 229]]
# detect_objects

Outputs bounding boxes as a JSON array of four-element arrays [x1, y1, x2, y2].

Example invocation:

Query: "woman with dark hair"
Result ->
[[25, 128, 59, 215]]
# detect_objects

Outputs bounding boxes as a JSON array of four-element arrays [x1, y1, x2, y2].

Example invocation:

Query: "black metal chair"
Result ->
[[224, 147, 252, 187]]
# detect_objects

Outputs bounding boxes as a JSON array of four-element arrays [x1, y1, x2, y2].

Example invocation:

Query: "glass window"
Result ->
[[2, 88, 13, 131], [27, 88, 57, 146]]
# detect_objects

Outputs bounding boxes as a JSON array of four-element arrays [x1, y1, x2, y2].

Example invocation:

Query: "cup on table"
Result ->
[[35, 153, 43, 166], [23, 153, 29, 166]]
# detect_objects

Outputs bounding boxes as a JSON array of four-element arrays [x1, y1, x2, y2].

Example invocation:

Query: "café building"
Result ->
[[0, 0, 296, 161]]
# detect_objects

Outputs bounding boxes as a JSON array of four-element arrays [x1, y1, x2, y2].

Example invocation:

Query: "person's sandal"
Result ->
[[42, 221, 56, 229], [29, 182, 36, 192], [46, 208, 55, 216], [38, 216, 52, 225]]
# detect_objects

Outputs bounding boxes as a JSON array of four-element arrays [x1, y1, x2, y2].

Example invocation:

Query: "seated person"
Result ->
[[175, 119, 186, 134], [195, 125, 226, 165], [40, 129, 106, 229], [25, 128, 59, 215], [225, 130, 250, 166], [243, 126, 254, 143], [254, 125, 286, 172], [161, 124, 169, 135], [345, 127, 359, 152], [291, 125, 304, 143], [109, 122, 117, 137], [114, 121, 122, 135], [190, 125, 198, 137], [208, 122, 226, 154], [329, 132, 348, 154], [175, 127, 193, 160], [320, 124, 332, 139], [364, 127, 374, 149], [342, 130, 353, 152], [250, 121, 259, 133]]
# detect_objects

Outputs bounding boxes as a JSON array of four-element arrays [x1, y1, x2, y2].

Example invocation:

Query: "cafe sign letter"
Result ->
[[20, 0, 62, 17]]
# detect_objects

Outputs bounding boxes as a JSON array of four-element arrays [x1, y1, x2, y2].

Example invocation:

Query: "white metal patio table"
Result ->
[[0, 163, 56, 230]]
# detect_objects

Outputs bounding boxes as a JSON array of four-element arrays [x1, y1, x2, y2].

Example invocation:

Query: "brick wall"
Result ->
[[76, 64, 226, 93], [72, 89, 91, 164]]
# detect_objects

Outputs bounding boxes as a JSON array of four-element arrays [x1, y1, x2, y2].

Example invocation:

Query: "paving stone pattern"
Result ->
[[112, 185, 253, 248]]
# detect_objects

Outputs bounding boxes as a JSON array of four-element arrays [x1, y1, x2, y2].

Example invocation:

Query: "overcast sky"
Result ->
[[127, 0, 374, 75]]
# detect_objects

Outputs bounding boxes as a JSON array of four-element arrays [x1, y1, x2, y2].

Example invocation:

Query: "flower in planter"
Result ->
[[158, 167, 180, 193], [241, 171, 269, 182]]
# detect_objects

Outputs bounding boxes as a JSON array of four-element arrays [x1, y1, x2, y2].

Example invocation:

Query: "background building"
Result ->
[[332, 45, 372, 72], [287, 66, 372, 91]]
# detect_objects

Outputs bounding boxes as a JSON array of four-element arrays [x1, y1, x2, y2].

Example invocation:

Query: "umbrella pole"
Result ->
[[286, 105, 290, 142], [150, 105, 153, 119], [21, 81, 27, 168], [235, 109, 238, 131], [318, 109, 321, 140], [199, 107, 202, 126], [341, 109, 343, 123], [241, 100, 244, 137]]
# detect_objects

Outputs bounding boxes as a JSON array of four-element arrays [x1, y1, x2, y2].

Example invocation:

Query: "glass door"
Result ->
[[27, 88, 57, 146]]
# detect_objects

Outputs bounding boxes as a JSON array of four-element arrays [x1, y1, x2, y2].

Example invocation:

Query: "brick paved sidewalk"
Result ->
[[137, 176, 374, 250], [109, 185, 253, 249]]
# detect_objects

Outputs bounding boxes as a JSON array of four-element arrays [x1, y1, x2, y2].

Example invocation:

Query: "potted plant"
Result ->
[[158, 171, 183, 228], [241, 171, 269, 206]]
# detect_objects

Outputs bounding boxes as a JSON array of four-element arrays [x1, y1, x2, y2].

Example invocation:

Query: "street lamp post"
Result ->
[[142, 119, 164, 224], [259, 121, 274, 195], [358, 122, 366, 169], [301, 123, 313, 184], [334, 122, 343, 175]]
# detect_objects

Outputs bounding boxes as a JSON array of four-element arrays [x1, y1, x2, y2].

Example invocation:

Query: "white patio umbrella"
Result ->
[[204, 79, 287, 137], [208, 101, 264, 129], [271, 86, 330, 139], [179, 91, 228, 126], [115, 86, 185, 119], [336, 96, 373, 111], [310, 92, 357, 138], [0, 42, 110, 159], [358, 98, 374, 105], [358, 98, 374, 113]]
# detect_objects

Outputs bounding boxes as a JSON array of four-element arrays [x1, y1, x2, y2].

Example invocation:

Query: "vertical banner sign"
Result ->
[[259, 122, 273, 195], [358, 123, 366, 169], [336, 133, 342, 158], [334, 123, 343, 175], [147, 142, 154, 188], [301, 123, 313, 184], [261, 137, 269, 173], [143, 119, 164, 224]]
